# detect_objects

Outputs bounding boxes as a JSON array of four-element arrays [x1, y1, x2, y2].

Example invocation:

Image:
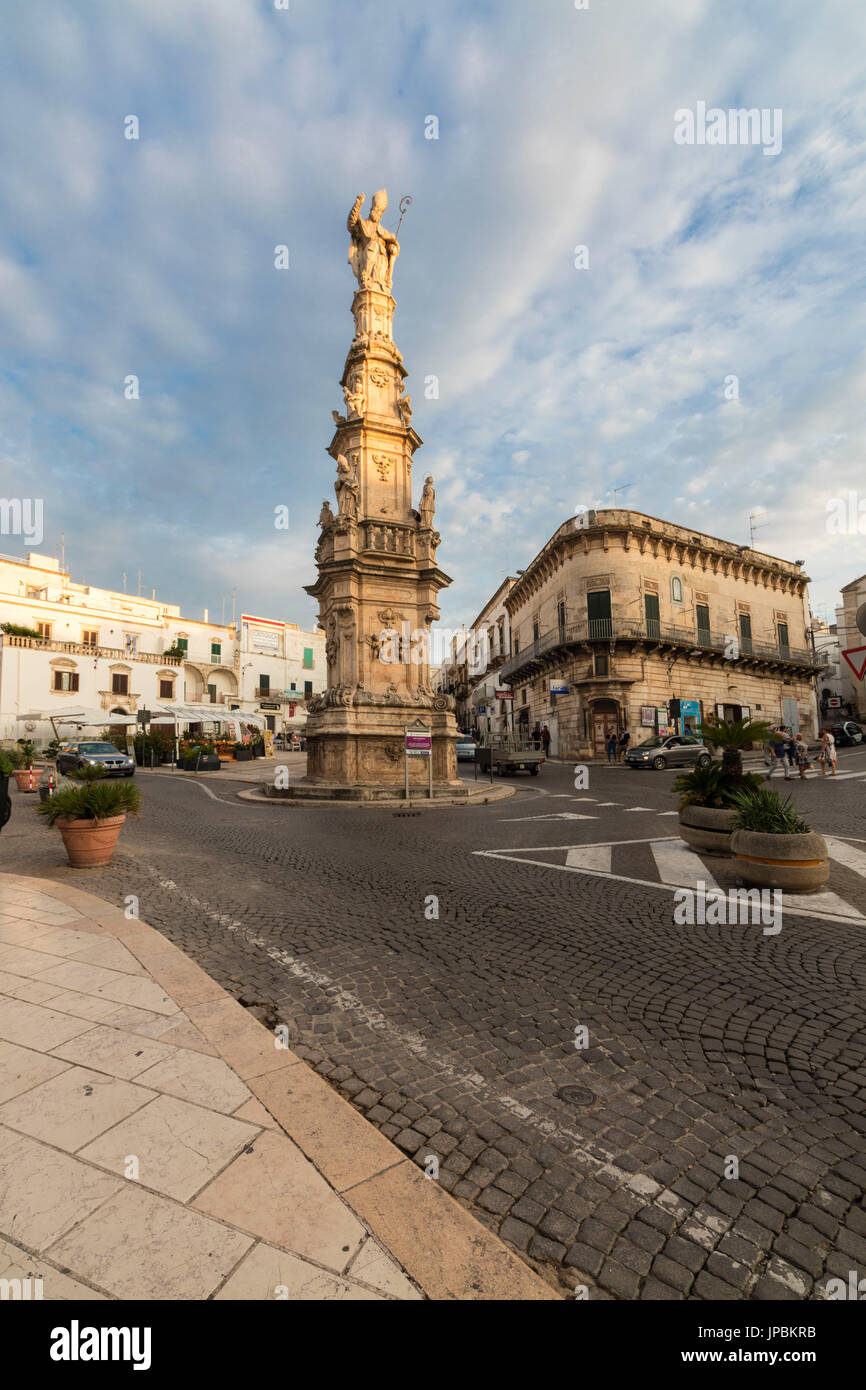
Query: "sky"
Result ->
[[0, 0, 864, 635]]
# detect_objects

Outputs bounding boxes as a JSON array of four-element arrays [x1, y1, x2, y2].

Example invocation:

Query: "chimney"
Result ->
[[203, 608, 208, 623]]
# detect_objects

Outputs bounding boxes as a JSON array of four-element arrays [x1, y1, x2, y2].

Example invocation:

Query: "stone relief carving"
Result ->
[[369, 366, 389, 387], [397, 394, 412, 426], [372, 453, 392, 481], [344, 375, 366, 419]]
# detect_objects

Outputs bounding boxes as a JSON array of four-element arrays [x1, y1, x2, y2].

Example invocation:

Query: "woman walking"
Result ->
[[766, 727, 792, 780], [606, 730, 618, 764], [819, 729, 837, 777]]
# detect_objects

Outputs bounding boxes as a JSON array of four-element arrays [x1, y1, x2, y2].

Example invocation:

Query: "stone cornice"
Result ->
[[504, 509, 810, 613]]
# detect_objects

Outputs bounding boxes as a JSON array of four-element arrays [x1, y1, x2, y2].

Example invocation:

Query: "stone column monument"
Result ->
[[297, 190, 463, 800]]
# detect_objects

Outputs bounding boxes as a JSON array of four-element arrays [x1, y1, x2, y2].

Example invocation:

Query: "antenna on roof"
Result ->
[[749, 511, 769, 547]]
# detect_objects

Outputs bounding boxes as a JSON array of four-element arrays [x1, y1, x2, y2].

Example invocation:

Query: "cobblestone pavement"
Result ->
[[4, 748, 866, 1299]]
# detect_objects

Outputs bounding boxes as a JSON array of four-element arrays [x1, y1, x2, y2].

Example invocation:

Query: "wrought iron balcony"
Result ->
[[497, 617, 818, 685]]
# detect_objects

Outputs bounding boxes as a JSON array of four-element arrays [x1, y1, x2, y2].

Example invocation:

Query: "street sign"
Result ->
[[495, 689, 514, 699], [549, 678, 569, 694], [404, 722, 433, 802], [842, 646, 866, 681], [827, 696, 842, 707], [405, 732, 432, 756]]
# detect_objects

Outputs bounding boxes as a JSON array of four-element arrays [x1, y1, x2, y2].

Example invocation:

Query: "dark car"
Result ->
[[625, 734, 712, 770], [829, 721, 863, 746], [55, 741, 135, 777]]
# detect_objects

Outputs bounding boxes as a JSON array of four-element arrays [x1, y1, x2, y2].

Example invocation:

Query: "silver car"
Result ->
[[55, 741, 136, 778], [625, 735, 712, 771]]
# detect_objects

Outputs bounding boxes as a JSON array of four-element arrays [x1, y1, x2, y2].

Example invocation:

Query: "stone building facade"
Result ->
[[496, 509, 822, 759], [836, 572, 866, 721]]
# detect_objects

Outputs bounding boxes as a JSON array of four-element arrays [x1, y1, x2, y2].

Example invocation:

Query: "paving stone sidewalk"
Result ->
[[0, 873, 553, 1302]]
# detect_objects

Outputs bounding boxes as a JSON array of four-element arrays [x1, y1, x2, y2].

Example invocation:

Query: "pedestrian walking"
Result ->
[[793, 733, 811, 780], [785, 728, 797, 773], [541, 724, 551, 757], [765, 727, 792, 779], [818, 729, 837, 777], [606, 730, 618, 764], [618, 730, 630, 761], [531, 722, 542, 750]]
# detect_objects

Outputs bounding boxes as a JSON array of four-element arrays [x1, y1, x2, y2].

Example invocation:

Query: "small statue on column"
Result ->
[[419, 475, 435, 529]]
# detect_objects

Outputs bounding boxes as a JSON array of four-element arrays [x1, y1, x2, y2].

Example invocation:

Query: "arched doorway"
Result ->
[[590, 697, 619, 759]]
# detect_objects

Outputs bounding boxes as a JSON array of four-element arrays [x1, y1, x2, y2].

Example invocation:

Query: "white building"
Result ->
[[0, 552, 324, 745]]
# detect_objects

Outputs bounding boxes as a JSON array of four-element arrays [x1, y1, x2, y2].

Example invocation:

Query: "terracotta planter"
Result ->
[[56, 814, 126, 868], [678, 805, 736, 856], [12, 768, 40, 792], [731, 829, 829, 894]]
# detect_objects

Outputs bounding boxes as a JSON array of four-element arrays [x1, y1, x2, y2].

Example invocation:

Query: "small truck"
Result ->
[[476, 733, 545, 776]]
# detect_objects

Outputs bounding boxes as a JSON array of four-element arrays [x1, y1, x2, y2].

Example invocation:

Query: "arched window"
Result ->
[[671, 575, 684, 604]]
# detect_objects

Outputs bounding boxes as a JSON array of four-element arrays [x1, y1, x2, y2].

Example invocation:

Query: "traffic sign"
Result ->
[[842, 646, 866, 681]]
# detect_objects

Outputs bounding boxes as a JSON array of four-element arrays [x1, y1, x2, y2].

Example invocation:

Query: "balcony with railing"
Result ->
[[1, 634, 181, 665], [497, 617, 818, 685]]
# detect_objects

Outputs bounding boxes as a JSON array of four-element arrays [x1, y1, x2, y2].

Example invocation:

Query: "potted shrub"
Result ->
[[181, 742, 221, 771], [728, 787, 829, 894], [673, 763, 763, 856], [4, 744, 35, 792], [37, 764, 141, 868], [233, 742, 254, 761]]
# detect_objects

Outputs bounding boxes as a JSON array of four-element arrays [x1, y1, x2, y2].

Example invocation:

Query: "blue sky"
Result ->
[[0, 0, 864, 632]]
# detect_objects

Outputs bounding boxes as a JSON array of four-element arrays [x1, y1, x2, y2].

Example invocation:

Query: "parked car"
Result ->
[[625, 734, 712, 771], [456, 734, 478, 761], [55, 741, 136, 778], [828, 721, 863, 746]]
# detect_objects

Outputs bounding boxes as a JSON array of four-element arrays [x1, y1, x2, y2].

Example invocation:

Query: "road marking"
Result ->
[[566, 845, 613, 873], [476, 843, 866, 925], [651, 839, 721, 890], [657, 811, 679, 816], [502, 812, 597, 823], [595, 801, 621, 807], [624, 806, 656, 812], [781, 890, 864, 920], [826, 836, 866, 875]]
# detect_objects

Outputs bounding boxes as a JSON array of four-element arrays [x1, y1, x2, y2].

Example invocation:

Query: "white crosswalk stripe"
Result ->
[[826, 836, 866, 875], [565, 845, 613, 873], [650, 840, 721, 890]]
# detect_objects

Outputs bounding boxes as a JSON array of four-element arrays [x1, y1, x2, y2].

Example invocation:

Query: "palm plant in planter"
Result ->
[[37, 763, 141, 868], [700, 717, 773, 778], [672, 762, 763, 855], [728, 787, 828, 894]]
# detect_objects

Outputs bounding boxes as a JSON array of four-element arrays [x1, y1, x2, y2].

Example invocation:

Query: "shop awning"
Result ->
[[149, 703, 267, 731], [19, 708, 138, 727]]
